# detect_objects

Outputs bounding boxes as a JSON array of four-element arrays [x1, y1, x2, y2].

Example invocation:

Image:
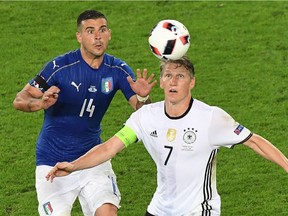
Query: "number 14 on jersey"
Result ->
[[80, 99, 95, 117]]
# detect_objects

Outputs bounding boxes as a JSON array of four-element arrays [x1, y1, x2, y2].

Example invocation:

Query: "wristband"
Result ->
[[136, 94, 149, 102]]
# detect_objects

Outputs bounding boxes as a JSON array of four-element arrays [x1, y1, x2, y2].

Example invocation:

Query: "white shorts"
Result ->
[[36, 161, 121, 216]]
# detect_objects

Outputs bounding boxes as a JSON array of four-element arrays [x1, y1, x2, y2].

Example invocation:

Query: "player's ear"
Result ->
[[76, 31, 82, 43], [160, 77, 164, 89], [108, 29, 112, 41], [189, 77, 195, 90]]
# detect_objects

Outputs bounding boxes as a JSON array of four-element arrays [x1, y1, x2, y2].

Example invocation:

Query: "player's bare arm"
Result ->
[[127, 68, 157, 110], [13, 83, 60, 112], [244, 133, 288, 172], [46, 136, 126, 182]]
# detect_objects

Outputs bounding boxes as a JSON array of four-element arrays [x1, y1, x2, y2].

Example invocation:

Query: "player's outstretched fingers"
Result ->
[[142, 68, 148, 79]]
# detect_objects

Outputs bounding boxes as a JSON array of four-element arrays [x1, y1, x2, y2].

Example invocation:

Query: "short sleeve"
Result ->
[[125, 109, 144, 142], [209, 107, 252, 148], [115, 59, 136, 101]]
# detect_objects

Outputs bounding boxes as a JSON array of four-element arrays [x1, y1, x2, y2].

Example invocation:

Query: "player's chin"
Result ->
[[94, 52, 105, 58], [92, 47, 105, 56]]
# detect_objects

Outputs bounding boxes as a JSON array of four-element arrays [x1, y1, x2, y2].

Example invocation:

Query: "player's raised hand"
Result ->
[[41, 86, 60, 109], [127, 69, 157, 97], [46, 162, 74, 182]]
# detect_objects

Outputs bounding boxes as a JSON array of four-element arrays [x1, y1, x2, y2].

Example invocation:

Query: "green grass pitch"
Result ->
[[0, 1, 287, 216]]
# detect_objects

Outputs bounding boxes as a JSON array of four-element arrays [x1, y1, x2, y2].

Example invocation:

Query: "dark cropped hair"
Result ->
[[77, 10, 107, 30], [160, 56, 195, 78]]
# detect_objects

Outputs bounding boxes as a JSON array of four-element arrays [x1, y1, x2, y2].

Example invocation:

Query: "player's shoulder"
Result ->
[[104, 53, 124, 65], [103, 53, 132, 73], [42, 49, 80, 73], [53, 49, 80, 66], [130, 101, 164, 122], [193, 98, 214, 112], [194, 99, 230, 119], [138, 101, 164, 113], [192, 98, 227, 117]]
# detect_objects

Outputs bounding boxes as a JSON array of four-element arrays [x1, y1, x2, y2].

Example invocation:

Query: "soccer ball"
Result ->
[[148, 19, 190, 60]]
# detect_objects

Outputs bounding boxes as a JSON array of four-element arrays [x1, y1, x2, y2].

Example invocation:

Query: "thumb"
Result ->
[[56, 162, 71, 170]]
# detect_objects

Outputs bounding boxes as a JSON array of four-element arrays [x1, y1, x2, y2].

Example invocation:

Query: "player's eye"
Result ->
[[99, 27, 108, 33], [87, 29, 94, 34], [162, 74, 172, 82], [177, 74, 185, 79], [164, 74, 172, 79]]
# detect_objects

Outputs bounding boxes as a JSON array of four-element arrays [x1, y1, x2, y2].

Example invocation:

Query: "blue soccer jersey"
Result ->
[[29, 49, 135, 166]]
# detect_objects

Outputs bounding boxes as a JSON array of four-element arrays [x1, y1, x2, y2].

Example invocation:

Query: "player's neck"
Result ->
[[80, 49, 104, 69], [165, 96, 192, 118]]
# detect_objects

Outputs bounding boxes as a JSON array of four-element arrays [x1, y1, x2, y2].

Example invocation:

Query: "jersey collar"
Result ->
[[165, 97, 194, 120]]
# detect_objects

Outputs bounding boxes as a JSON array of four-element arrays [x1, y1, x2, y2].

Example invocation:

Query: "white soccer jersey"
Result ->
[[125, 98, 252, 216]]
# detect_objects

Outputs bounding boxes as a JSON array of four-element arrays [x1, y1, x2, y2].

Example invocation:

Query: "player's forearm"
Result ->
[[246, 134, 288, 172], [269, 150, 288, 172], [13, 92, 43, 112], [71, 137, 125, 171], [70, 146, 109, 171]]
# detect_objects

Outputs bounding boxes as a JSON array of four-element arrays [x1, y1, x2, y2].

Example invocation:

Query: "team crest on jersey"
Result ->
[[166, 128, 177, 142], [182, 128, 197, 151], [88, 85, 97, 93], [183, 128, 197, 144], [43, 201, 53, 215], [101, 77, 114, 94]]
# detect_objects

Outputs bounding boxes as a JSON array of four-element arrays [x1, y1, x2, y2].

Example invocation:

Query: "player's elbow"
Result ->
[[108, 150, 118, 159], [13, 92, 32, 112], [13, 95, 23, 110], [107, 145, 123, 159]]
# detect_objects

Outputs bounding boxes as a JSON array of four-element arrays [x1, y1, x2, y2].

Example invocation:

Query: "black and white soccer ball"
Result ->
[[149, 20, 190, 60]]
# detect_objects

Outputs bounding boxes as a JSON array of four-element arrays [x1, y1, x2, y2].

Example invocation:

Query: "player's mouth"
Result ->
[[93, 43, 102, 49], [169, 89, 177, 93]]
